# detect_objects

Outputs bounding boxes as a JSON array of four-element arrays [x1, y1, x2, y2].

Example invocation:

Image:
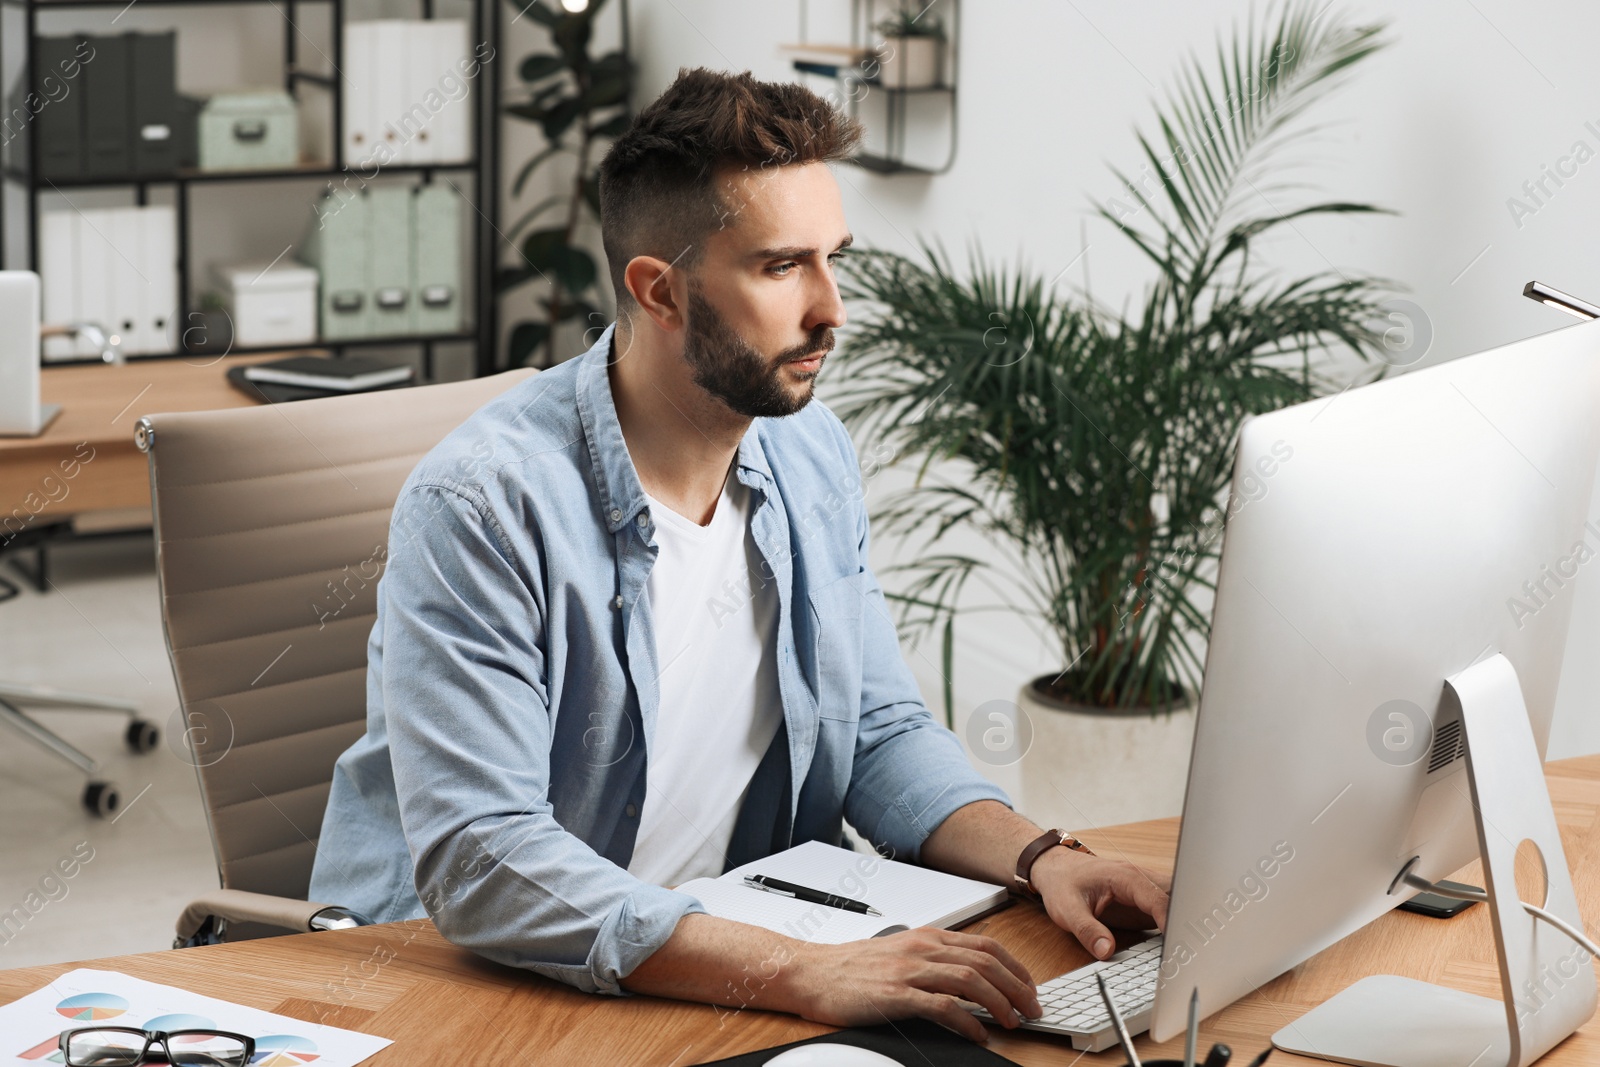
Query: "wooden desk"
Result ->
[[0, 356, 284, 522], [5, 756, 1600, 1065]]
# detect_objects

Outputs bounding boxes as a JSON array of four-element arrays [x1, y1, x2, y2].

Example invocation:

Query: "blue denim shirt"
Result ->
[[309, 323, 1014, 996]]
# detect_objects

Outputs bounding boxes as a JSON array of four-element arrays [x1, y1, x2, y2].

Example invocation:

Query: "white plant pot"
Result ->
[[1014, 678, 1196, 833], [876, 36, 942, 90]]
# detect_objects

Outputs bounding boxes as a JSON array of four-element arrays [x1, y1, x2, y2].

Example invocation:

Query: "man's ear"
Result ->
[[624, 253, 687, 335]]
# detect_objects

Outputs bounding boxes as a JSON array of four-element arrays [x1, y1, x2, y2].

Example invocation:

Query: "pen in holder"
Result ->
[[1096, 975, 1272, 1067]]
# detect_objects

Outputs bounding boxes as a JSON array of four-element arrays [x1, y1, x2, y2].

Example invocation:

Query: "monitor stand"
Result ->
[[0, 403, 61, 438], [36, 403, 61, 434], [1272, 654, 1596, 1067]]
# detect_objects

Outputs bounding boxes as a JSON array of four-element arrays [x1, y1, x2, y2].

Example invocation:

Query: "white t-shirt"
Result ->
[[625, 465, 783, 888]]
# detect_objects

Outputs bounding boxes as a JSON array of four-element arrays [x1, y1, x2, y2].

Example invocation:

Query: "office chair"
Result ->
[[136, 367, 535, 946]]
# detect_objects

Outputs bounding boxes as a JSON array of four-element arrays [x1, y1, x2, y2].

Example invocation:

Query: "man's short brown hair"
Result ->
[[598, 67, 863, 316]]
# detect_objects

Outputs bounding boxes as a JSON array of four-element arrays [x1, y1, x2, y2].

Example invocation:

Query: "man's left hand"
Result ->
[[1028, 846, 1170, 960]]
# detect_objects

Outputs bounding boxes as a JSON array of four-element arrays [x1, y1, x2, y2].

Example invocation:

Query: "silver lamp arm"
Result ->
[[39, 321, 124, 364]]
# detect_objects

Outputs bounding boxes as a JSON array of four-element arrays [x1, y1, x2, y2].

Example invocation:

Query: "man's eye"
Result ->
[[769, 262, 797, 276]]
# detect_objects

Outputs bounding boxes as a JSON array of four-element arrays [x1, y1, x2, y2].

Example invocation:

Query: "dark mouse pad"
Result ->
[[691, 1017, 1023, 1065]]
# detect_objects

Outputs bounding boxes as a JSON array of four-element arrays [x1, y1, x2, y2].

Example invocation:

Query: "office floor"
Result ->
[[0, 535, 216, 970]]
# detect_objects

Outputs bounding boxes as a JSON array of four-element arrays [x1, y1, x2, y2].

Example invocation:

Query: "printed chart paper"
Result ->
[[0, 968, 390, 1065]]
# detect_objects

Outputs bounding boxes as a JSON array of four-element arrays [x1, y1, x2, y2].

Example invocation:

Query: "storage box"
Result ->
[[212, 260, 319, 346], [198, 91, 299, 171]]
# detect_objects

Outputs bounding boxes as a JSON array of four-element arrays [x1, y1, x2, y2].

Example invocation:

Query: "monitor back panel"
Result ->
[[1151, 321, 1600, 1040]]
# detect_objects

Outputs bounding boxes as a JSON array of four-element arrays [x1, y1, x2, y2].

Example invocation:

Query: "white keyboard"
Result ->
[[965, 936, 1162, 1052]]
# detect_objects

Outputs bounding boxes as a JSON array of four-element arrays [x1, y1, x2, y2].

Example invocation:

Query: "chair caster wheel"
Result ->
[[83, 780, 120, 818], [125, 718, 160, 754]]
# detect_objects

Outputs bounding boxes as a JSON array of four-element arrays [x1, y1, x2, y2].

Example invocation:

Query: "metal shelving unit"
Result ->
[[794, 0, 960, 175], [0, 0, 502, 378]]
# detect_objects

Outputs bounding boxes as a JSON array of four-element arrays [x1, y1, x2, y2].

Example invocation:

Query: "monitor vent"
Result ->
[[1428, 719, 1465, 773]]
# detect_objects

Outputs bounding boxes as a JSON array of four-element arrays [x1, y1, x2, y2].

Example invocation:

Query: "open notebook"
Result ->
[[673, 840, 1012, 944]]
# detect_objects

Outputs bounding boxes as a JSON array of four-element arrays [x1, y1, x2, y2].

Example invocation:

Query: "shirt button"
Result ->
[[636, 511, 649, 527], [608, 507, 622, 522], [612, 594, 623, 609], [625, 803, 638, 817]]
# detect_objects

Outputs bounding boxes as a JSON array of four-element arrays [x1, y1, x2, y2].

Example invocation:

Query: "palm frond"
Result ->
[[833, 0, 1395, 714]]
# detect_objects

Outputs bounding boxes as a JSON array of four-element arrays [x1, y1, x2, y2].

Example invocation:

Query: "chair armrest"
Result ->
[[175, 889, 371, 943]]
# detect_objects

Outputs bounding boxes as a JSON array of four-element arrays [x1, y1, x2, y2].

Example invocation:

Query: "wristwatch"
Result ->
[[1013, 828, 1095, 898]]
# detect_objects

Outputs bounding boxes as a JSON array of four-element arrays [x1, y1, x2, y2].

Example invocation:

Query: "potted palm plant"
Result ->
[[872, 6, 944, 90], [832, 1, 1395, 825]]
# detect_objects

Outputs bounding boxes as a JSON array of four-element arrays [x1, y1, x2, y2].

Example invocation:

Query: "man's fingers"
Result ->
[[1051, 893, 1117, 959], [925, 942, 1041, 1018], [1113, 864, 1170, 930], [908, 990, 991, 1044], [939, 929, 1036, 987], [921, 962, 1022, 1030]]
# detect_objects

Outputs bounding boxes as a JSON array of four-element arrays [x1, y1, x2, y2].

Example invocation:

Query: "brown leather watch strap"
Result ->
[[1013, 828, 1095, 898]]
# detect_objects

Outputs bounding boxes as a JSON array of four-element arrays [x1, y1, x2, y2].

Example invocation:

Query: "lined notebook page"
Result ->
[[673, 840, 1009, 945]]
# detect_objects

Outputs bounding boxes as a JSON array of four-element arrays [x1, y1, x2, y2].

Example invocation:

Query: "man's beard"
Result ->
[[681, 282, 832, 418]]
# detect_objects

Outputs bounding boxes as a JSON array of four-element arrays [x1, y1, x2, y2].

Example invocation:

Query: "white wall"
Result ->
[[15, 0, 1599, 763], [616, 0, 1600, 766]]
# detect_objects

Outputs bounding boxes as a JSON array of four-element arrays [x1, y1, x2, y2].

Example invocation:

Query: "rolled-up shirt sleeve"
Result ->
[[822, 421, 1016, 865], [381, 482, 704, 995]]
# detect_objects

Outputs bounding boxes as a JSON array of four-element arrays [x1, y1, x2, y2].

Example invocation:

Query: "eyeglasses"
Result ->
[[58, 1026, 255, 1067]]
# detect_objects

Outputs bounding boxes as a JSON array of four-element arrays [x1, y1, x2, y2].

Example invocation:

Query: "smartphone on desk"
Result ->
[[1398, 880, 1480, 919]]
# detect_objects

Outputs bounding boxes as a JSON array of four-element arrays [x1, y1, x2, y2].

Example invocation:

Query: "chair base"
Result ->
[[0, 687, 158, 818]]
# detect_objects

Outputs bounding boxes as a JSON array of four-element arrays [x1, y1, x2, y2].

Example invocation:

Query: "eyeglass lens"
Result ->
[[64, 1028, 250, 1067]]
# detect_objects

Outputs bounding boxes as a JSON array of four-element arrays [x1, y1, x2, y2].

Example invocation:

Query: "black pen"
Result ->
[[743, 875, 882, 916]]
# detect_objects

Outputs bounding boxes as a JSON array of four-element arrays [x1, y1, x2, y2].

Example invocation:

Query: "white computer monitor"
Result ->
[[1151, 319, 1600, 1061], [0, 270, 58, 437]]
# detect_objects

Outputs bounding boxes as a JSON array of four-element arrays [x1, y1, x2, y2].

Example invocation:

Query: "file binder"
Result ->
[[428, 21, 472, 163], [372, 21, 408, 164], [398, 23, 436, 164], [81, 34, 130, 177], [341, 23, 376, 167], [140, 205, 177, 353], [344, 20, 471, 167], [74, 209, 114, 357], [304, 188, 372, 339], [130, 32, 178, 175], [35, 36, 86, 179], [107, 206, 146, 352], [38, 212, 77, 361], [37, 205, 178, 357], [412, 183, 462, 335], [366, 185, 413, 335]]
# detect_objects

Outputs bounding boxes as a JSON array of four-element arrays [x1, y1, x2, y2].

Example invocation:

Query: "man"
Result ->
[[311, 67, 1168, 1044]]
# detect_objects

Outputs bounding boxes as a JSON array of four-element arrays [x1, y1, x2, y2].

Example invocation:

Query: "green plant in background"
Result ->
[[874, 7, 944, 39], [502, 0, 634, 368], [833, 2, 1396, 721]]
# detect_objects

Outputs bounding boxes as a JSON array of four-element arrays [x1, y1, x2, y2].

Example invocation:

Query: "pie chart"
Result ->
[[251, 1035, 320, 1065], [55, 992, 129, 1021], [145, 1013, 216, 1037]]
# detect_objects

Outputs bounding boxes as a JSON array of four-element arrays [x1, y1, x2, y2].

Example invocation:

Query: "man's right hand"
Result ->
[[784, 927, 1042, 1044]]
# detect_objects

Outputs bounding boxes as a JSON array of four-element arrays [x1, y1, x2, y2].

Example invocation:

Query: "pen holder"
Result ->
[[1115, 1050, 1269, 1067]]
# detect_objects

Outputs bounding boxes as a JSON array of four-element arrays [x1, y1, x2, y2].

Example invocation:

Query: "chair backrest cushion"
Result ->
[[140, 370, 535, 901]]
